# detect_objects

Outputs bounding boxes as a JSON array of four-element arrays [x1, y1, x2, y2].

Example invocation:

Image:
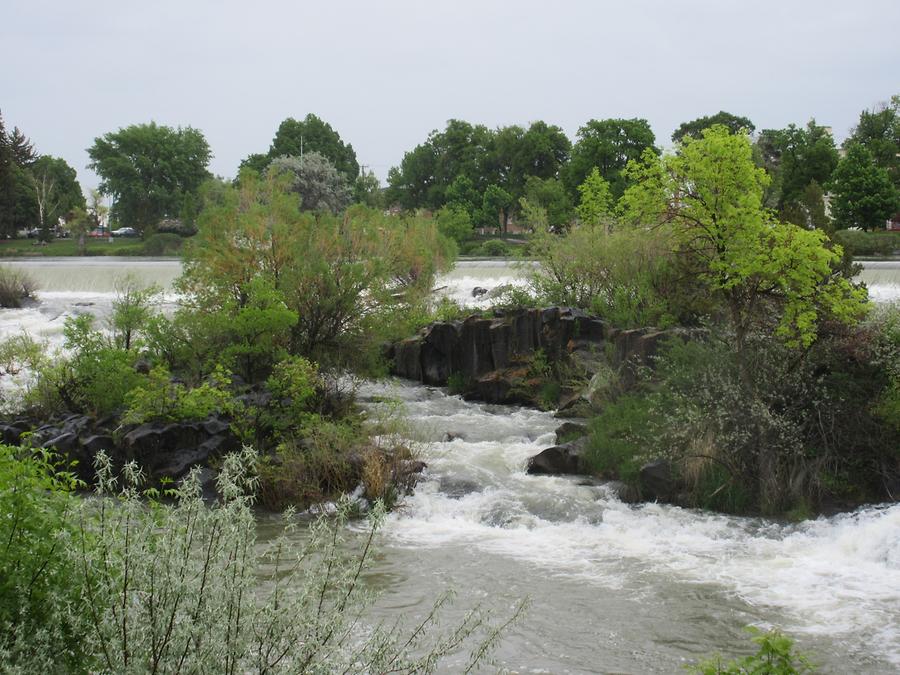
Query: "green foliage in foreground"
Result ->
[[690, 627, 814, 674], [0, 445, 525, 673]]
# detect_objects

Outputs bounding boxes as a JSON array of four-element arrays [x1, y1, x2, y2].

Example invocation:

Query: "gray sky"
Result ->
[[3, 0, 899, 193]]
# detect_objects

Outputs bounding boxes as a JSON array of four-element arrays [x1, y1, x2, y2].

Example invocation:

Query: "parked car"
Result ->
[[88, 229, 108, 238], [111, 227, 138, 237]]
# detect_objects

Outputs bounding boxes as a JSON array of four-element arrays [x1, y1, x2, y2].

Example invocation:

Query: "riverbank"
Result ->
[[0, 235, 184, 257]]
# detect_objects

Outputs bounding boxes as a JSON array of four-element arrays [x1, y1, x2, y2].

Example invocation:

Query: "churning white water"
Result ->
[[355, 380, 900, 673], [1, 257, 899, 672]]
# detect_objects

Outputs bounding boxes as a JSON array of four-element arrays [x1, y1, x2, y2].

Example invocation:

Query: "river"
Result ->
[[1, 257, 899, 673]]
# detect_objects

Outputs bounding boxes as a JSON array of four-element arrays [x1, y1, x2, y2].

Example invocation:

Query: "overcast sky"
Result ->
[[3, 0, 899, 193]]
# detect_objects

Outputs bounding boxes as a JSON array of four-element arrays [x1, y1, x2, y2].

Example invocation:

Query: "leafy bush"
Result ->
[[181, 177, 454, 371], [832, 229, 900, 257], [0, 446, 86, 669], [585, 327, 900, 514], [140, 232, 185, 255], [56, 315, 143, 415], [108, 274, 160, 350], [0, 265, 36, 308], [691, 627, 815, 674], [585, 394, 655, 484], [528, 225, 694, 328], [476, 239, 512, 257], [121, 364, 232, 426]]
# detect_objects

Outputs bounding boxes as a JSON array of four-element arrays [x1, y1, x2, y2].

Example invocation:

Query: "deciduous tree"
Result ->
[[671, 111, 755, 142], [564, 118, 657, 201], [830, 143, 900, 231], [87, 122, 211, 234], [620, 126, 867, 357]]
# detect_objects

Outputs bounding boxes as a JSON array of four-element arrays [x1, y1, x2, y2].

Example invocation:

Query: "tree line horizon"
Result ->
[[0, 97, 898, 239]]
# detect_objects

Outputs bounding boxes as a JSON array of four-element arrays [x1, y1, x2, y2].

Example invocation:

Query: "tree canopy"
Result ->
[[846, 95, 900, 187], [563, 118, 657, 202], [267, 152, 353, 214], [87, 122, 211, 233], [241, 114, 359, 186], [671, 111, 755, 142], [620, 125, 867, 354], [830, 143, 900, 231]]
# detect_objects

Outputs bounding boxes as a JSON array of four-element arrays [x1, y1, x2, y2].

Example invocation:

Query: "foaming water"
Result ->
[[2, 257, 899, 672], [359, 379, 900, 672], [0, 257, 182, 293]]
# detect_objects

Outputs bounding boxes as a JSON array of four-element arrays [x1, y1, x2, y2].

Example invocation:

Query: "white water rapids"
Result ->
[[1, 257, 899, 673]]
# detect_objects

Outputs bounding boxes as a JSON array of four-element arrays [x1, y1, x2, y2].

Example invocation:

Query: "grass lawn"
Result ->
[[0, 237, 161, 257]]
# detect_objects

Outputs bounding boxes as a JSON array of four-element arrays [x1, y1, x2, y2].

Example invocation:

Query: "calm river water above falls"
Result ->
[[2, 257, 899, 673]]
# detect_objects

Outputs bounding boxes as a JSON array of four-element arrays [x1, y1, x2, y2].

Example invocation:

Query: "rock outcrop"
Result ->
[[28, 413, 239, 484], [391, 307, 692, 405]]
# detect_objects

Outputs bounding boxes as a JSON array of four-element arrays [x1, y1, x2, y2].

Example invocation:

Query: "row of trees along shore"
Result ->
[[1, 99, 899, 242]]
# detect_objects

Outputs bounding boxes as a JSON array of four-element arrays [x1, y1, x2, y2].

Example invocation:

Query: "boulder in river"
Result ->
[[638, 459, 677, 501], [526, 436, 590, 475]]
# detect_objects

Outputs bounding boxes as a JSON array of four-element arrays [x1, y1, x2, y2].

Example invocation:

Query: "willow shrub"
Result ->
[[527, 224, 702, 328], [180, 173, 455, 374], [1, 446, 523, 672]]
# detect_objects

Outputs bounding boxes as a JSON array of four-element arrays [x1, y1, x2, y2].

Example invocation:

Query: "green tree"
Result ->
[[523, 176, 573, 231], [444, 174, 481, 220], [489, 121, 570, 200], [845, 95, 900, 186], [481, 184, 513, 233], [387, 119, 493, 210], [28, 155, 85, 240], [620, 125, 867, 357], [576, 167, 614, 232], [0, 112, 39, 237], [354, 168, 383, 208], [7, 127, 36, 167], [0, 111, 13, 236], [672, 111, 755, 142], [564, 117, 657, 201], [267, 153, 353, 213], [266, 113, 360, 182], [775, 120, 840, 208], [830, 143, 900, 231], [87, 122, 211, 234], [435, 204, 473, 245]]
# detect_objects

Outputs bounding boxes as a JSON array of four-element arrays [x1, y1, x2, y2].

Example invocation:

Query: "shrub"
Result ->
[[690, 627, 815, 674], [528, 225, 694, 328], [140, 232, 185, 256], [121, 364, 232, 426], [180, 178, 454, 371], [56, 447, 523, 673], [56, 315, 143, 415], [108, 274, 160, 350], [832, 229, 900, 257], [0, 446, 86, 669], [256, 419, 362, 510], [585, 394, 655, 484], [0, 265, 36, 308], [477, 239, 512, 257]]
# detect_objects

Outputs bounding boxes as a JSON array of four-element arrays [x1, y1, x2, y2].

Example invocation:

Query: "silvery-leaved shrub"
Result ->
[[46, 446, 522, 673]]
